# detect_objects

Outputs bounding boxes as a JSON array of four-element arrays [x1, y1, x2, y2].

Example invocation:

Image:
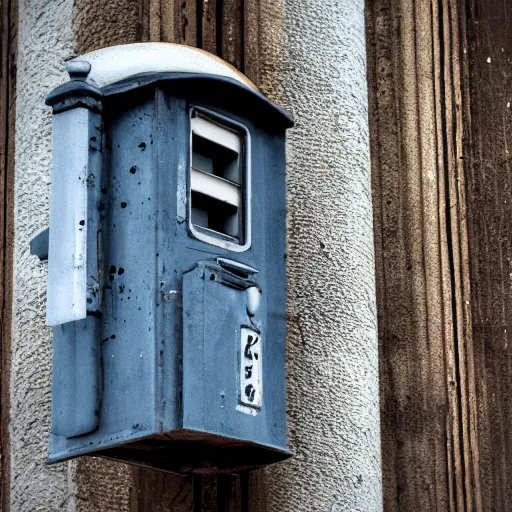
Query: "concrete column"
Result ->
[[264, 0, 383, 510]]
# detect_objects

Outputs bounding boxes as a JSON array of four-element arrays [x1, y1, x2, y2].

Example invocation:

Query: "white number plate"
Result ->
[[240, 327, 262, 408]]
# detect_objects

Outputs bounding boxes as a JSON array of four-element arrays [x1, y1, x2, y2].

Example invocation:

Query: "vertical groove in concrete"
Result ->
[[264, 0, 383, 510], [0, 0, 17, 507]]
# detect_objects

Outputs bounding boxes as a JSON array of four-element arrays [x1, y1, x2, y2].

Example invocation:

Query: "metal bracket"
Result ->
[[30, 227, 49, 261]]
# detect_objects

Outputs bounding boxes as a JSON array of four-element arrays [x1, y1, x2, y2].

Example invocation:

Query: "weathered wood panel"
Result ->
[[221, 0, 242, 70], [129, 469, 193, 511], [366, 1, 450, 507], [461, 0, 512, 509], [141, 0, 246, 70], [366, 0, 479, 510], [0, 0, 17, 508], [367, 0, 512, 510], [173, 0, 198, 46], [201, 0, 218, 55]]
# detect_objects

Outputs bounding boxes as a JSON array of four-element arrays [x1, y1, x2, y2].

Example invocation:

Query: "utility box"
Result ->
[[38, 43, 293, 473]]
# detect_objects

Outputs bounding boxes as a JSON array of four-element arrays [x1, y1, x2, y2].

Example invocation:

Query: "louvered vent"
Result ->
[[190, 110, 247, 247]]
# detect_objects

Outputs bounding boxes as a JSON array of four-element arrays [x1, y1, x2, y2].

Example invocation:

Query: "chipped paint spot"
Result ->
[[236, 404, 257, 416]]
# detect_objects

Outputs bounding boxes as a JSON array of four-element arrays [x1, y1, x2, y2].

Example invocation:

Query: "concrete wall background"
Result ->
[[10, 0, 381, 509], [11, 0, 75, 508]]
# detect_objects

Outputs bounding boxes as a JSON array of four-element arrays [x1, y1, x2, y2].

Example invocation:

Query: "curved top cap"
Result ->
[[71, 43, 258, 91]]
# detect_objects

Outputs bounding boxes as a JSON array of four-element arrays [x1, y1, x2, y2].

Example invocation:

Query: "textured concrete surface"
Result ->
[[263, 0, 383, 510], [73, 0, 139, 54], [11, 0, 76, 509]]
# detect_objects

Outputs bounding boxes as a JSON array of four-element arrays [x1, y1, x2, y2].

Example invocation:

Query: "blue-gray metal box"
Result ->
[[41, 45, 293, 474]]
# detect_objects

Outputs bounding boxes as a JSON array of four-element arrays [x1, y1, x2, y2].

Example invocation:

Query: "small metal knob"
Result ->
[[66, 61, 91, 81], [247, 286, 261, 316]]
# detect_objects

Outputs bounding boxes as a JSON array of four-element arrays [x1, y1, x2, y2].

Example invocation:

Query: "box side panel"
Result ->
[[46, 108, 88, 326], [99, 90, 159, 434], [50, 88, 161, 460], [52, 316, 101, 437]]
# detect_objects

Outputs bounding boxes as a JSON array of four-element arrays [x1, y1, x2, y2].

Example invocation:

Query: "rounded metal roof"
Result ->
[[71, 43, 258, 91]]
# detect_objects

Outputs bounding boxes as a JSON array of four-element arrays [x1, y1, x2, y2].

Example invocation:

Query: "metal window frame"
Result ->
[[187, 106, 252, 252]]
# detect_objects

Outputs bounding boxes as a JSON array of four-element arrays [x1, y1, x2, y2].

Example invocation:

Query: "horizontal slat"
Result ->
[[191, 115, 241, 153], [193, 225, 238, 243], [191, 168, 240, 207]]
